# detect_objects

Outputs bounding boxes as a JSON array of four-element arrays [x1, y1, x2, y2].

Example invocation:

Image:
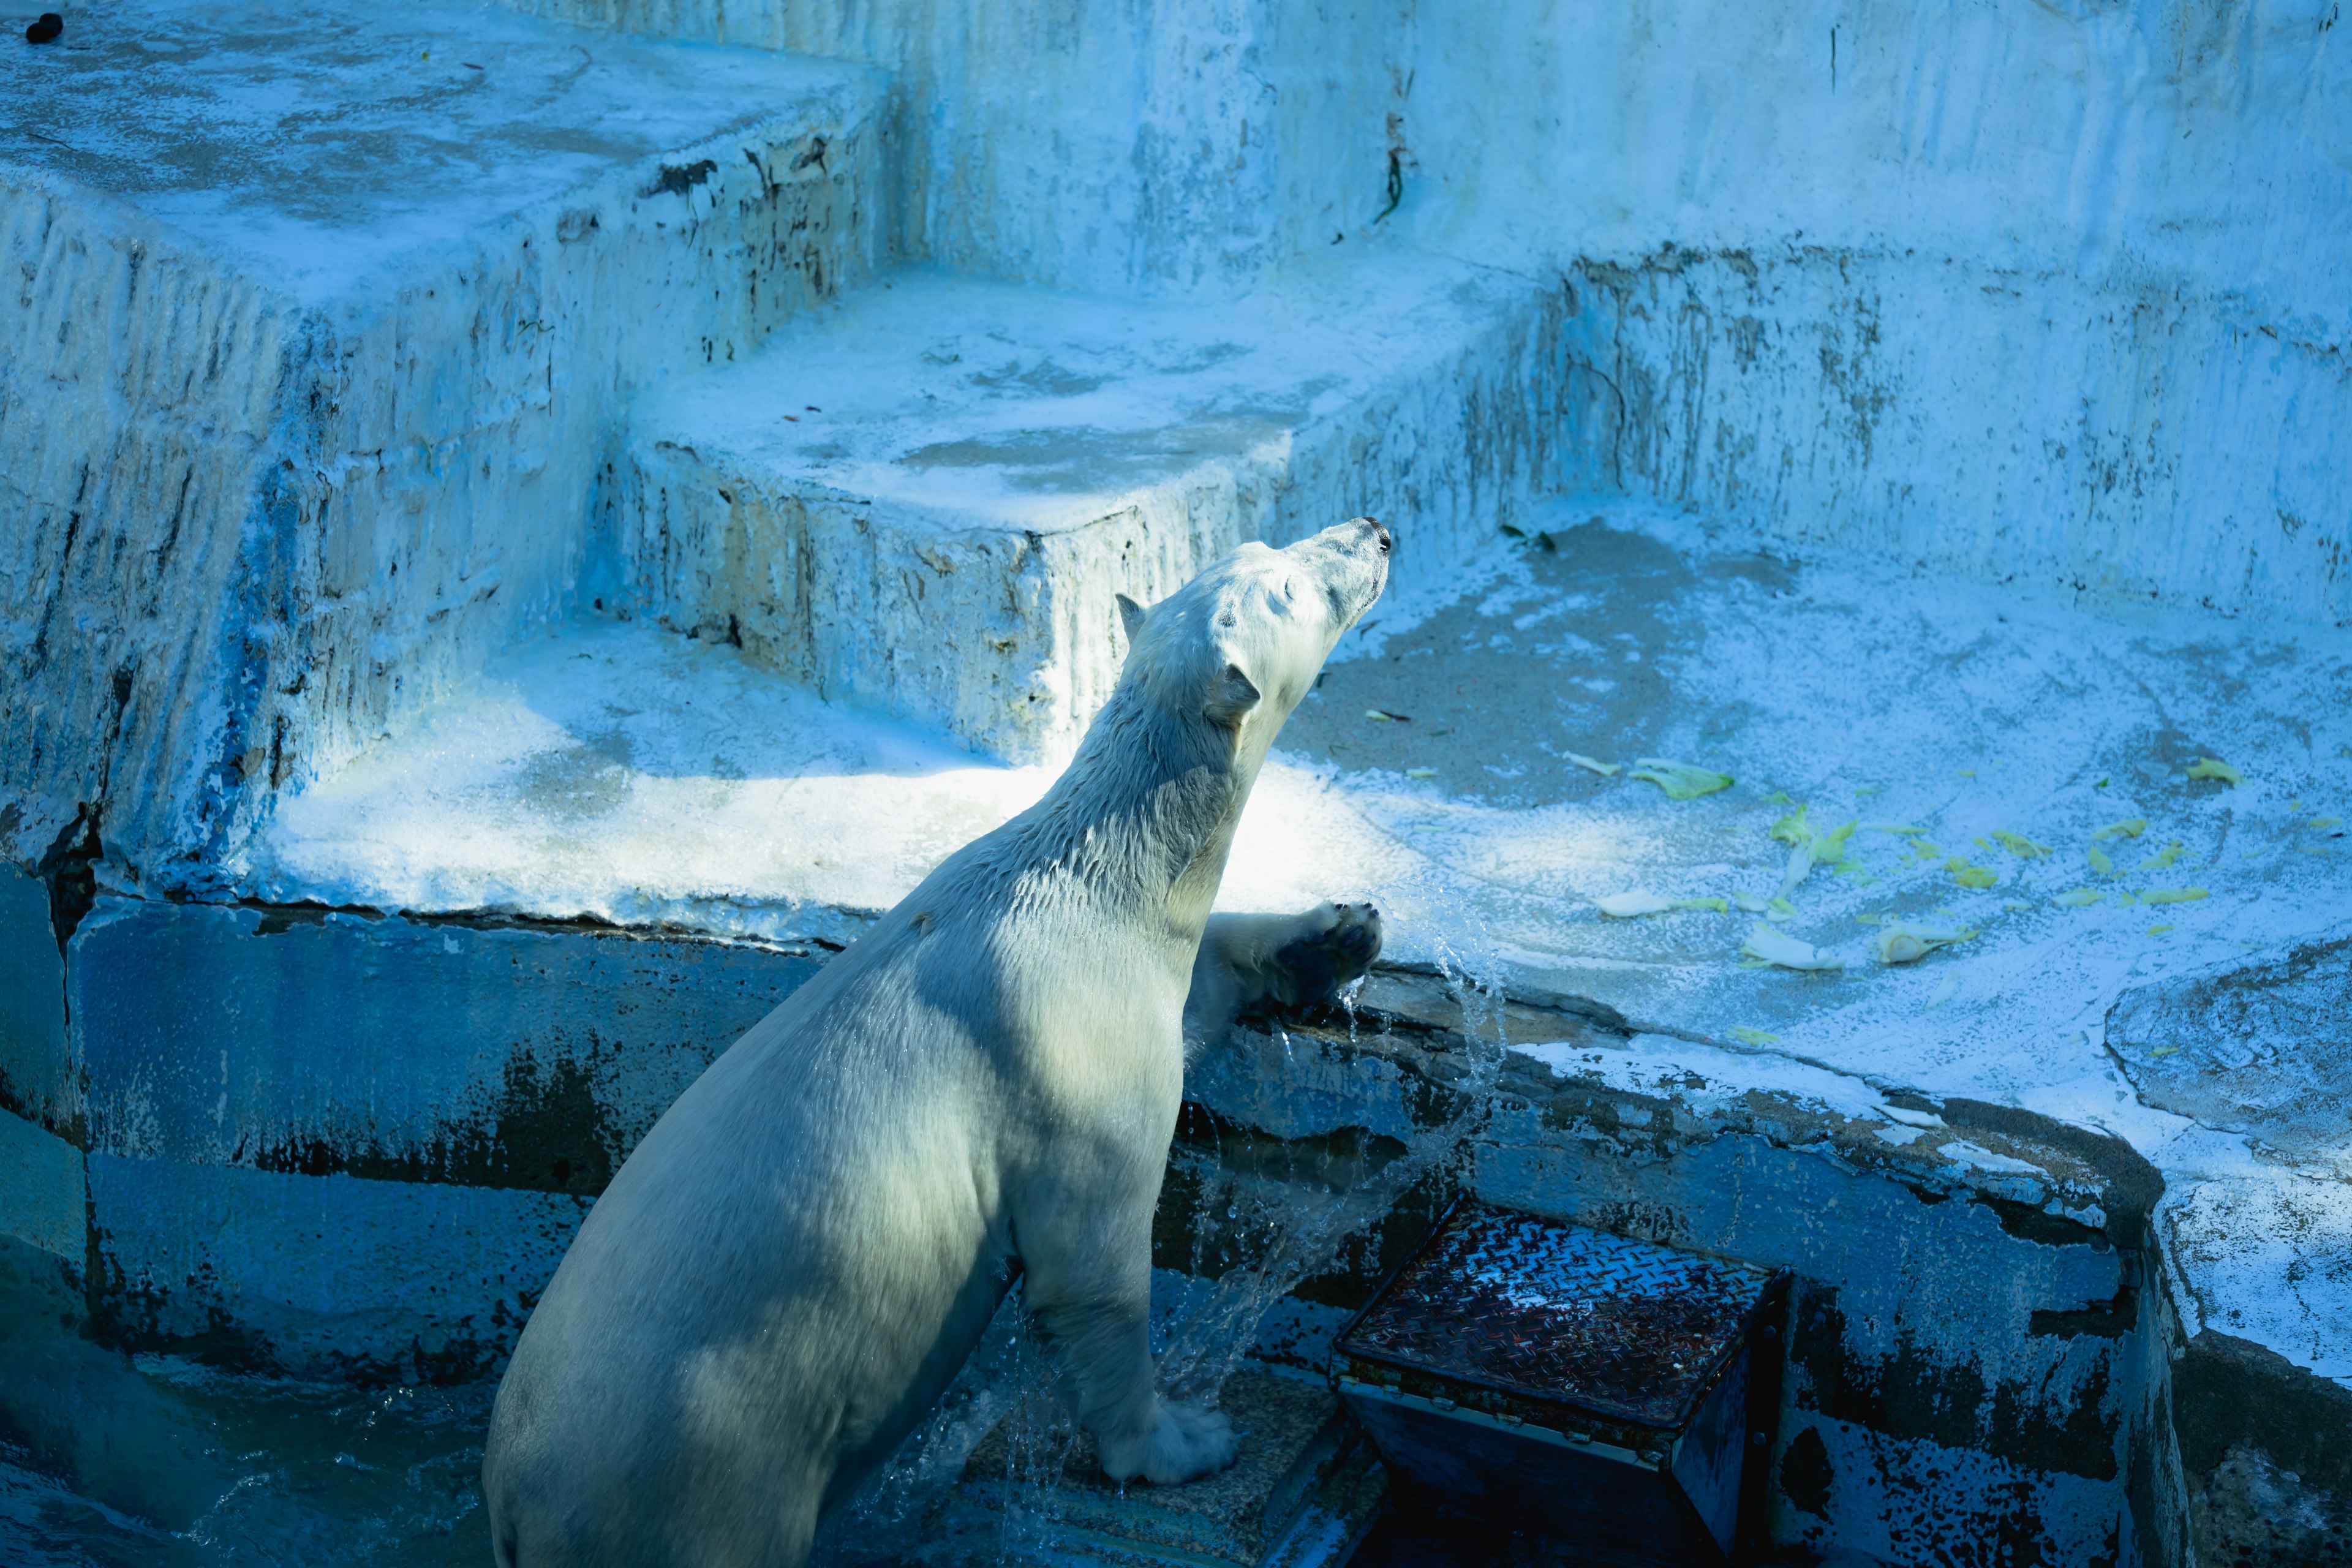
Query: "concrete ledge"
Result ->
[[2174, 1330, 2352, 1503], [2110, 924, 2352, 1177], [612, 252, 1567, 760], [0, 1108, 83, 1267]]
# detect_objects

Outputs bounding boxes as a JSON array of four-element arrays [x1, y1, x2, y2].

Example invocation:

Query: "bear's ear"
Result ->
[[1115, 593, 1148, 642], [1204, 660, 1261, 728]]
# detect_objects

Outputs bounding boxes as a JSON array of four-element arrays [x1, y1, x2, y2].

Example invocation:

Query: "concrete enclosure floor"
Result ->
[[5, 0, 2349, 1562]]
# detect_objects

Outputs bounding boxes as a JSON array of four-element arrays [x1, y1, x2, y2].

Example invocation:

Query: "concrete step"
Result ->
[[1, 0, 889, 883], [609, 252, 1569, 761]]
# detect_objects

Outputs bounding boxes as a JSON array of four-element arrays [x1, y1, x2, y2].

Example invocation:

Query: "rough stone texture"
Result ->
[[498, 0, 1411, 300], [2109, 925, 2352, 1174], [502, 0, 2351, 627], [0, 1109, 83, 1266], [1, 0, 891, 884], [614, 254, 1567, 760], [2192, 1448, 2352, 1566], [2174, 1332, 2352, 1527], [0, 862, 69, 1140], [2159, 1174, 2352, 1385]]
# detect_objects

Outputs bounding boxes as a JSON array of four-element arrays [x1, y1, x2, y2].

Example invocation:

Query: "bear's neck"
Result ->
[[1008, 690, 1259, 941]]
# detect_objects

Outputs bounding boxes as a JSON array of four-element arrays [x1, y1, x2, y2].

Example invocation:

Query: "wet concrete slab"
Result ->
[[88, 1153, 590, 1379], [955, 1369, 1382, 1567], [0, 1108, 83, 1266]]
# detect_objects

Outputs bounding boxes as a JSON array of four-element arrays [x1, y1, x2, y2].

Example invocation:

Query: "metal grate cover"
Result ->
[[1338, 1202, 1778, 1430]]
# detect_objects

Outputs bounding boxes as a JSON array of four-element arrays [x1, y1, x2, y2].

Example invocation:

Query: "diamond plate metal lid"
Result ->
[[1335, 1200, 1784, 1431]]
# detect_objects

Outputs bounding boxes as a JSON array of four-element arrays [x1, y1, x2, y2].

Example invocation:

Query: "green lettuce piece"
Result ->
[[2093, 819, 2147, 841], [1945, 858, 1997, 889], [2186, 757, 2244, 785], [1631, 758, 1735, 800], [1729, 1026, 1781, 1046], [1991, 830, 2049, 859], [2086, 845, 2115, 876], [1566, 752, 1620, 777], [1770, 804, 1812, 845], [2141, 886, 2208, 905], [2056, 888, 2104, 907]]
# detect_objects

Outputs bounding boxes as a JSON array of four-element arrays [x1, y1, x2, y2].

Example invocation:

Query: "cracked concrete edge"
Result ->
[[1351, 964, 2160, 1241]]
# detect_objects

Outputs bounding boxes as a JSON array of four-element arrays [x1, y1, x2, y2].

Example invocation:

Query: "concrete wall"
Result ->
[[499, 0, 2350, 626], [1398, 0, 2352, 627], [67, 897, 822, 1376], [1551, 245, 2347, 625], [47, 892, 2290, 1561], [497, 0, 1412, 300]]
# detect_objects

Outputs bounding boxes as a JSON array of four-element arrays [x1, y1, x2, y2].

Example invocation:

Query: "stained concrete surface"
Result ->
[[71, 897, 822, 1192], [64, 897, 824, 1375]]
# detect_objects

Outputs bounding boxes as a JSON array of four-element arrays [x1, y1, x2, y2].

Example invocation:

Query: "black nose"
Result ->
[[1362, 518, 1391, 556]]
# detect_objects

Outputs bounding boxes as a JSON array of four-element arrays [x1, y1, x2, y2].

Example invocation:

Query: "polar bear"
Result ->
[[482, 516, 1391, 1568]]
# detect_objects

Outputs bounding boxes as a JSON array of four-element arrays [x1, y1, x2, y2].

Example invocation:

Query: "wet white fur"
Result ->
[[1182, 902, 1382, 1058], [482, 518, 1390, 1568]]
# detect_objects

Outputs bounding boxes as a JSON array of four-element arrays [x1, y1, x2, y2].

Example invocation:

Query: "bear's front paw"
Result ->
[[1265, 902, 1383, 1011], [1097, 1398, 1239, 1487]]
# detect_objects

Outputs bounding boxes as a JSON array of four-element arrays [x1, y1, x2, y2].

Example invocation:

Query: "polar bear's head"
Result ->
[[1114, 516, 1390, 764]]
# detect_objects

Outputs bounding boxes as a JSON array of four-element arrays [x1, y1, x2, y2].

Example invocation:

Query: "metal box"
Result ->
[[1332, 1199, 1789, 1566]]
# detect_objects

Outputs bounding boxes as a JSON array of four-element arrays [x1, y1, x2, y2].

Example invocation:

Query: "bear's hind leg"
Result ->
[[1015, 1190, 1237, 1487]]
